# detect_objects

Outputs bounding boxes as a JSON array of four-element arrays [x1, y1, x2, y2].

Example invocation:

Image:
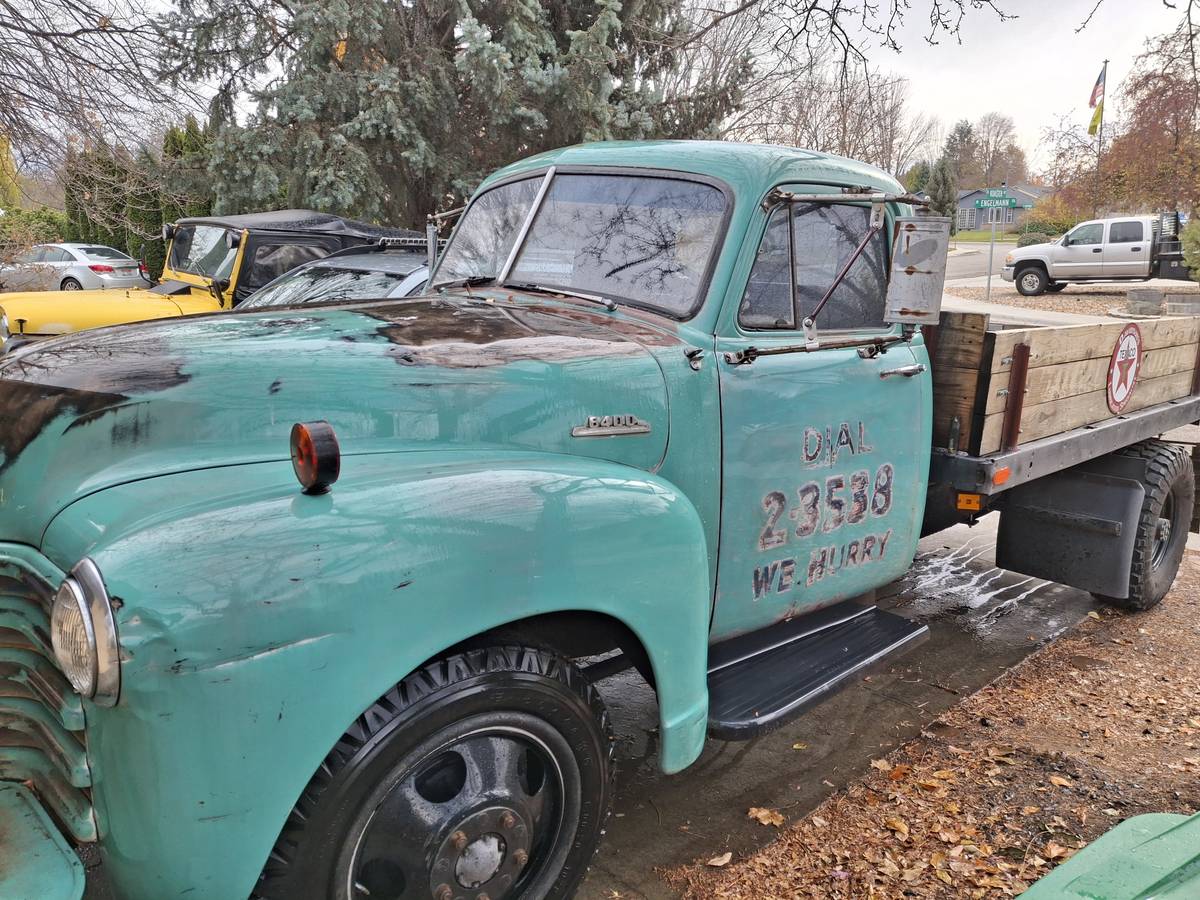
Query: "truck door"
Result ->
[[1051, 221, 1105, 278], [711, 195, 932, 640], [1103, 219, 1150, 278]]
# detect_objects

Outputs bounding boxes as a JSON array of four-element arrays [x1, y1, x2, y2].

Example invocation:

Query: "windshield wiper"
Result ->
[[502, 281, 616, 312], [436, 275, 497, 291]]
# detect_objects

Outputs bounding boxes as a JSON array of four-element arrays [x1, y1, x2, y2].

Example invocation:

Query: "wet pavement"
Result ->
[[578, 514, 1095, 899]]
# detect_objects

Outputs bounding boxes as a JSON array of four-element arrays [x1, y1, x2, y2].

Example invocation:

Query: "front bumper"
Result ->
[[1001, 265, 1015, 282]]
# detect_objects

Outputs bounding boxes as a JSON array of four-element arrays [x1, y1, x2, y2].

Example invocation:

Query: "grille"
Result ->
[[0, 544, 94, 842]]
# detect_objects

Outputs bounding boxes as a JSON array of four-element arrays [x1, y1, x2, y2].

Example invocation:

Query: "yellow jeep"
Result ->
[[0, 210, 418, 347]]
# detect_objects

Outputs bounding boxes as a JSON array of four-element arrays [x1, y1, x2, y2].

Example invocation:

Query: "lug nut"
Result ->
[[499, 812, 516, 830], [513, 849, 529, 868], [435, 885, 452, 900], [451, 830, 468, 850]]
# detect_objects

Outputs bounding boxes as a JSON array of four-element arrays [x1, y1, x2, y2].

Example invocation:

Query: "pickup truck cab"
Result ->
[[1003, 213, 1190, 295], [0, 141, 1196, 900]]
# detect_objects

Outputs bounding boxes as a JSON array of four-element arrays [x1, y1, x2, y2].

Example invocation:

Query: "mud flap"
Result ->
[[0, 782, 84, 900], [996, 464, 1144, 598]]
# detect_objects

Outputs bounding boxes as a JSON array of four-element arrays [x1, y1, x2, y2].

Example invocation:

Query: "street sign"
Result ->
[[985, 188, 1008, 198], [975, 197, 1018, 209]]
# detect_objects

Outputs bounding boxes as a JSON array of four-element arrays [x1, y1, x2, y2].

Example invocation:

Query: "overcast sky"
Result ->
[[875, 0, 1186, 172]]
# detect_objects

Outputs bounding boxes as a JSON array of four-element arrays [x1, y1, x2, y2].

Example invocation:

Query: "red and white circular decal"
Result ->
[[1107, 322, 1143, 413]]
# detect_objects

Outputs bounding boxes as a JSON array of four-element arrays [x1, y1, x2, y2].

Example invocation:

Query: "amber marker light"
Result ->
[[290, 421, 341, 494]]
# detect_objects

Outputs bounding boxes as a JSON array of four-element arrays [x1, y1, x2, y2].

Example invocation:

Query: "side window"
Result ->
[[792, 203, 887, 331], [1109, 221, 1144, 244], [739, 208, 792, 328], [44, 248, 72, 262], [1068, 223, 1103, 245], [244, 243, 330, 290]]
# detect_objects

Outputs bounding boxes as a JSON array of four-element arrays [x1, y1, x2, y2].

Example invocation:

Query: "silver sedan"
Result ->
[[0, 243, 147, 292]]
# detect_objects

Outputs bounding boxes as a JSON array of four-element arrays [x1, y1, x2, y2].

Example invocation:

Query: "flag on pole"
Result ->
[[1089, 66, 1106, 108], [1087, 65, 1106, 136]]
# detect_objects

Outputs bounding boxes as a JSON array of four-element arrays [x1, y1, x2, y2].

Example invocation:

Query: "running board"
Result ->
[[706, 601, 929, 740]]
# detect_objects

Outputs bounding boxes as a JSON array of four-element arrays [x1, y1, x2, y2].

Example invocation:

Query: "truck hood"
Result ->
[[0, 295, 672, 544], [0, 286, 218, 336]]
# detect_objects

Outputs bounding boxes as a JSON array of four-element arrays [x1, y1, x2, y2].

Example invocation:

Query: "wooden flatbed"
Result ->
[[926, 312, 1200, 497]]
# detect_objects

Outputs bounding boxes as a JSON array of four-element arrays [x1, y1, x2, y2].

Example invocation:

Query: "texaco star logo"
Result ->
[[1107, 322, 1143, 413]]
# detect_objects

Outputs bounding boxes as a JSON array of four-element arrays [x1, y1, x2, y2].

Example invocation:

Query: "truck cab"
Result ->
[[1003, 213, 1190, 295], [0, 142, 1193, 900]]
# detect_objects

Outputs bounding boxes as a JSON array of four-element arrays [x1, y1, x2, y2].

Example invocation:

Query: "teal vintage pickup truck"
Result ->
[[0, 141, 1197, 900]]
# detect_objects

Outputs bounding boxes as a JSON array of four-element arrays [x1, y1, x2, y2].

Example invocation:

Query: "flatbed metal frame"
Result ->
[[930, 394, 1200, 495]]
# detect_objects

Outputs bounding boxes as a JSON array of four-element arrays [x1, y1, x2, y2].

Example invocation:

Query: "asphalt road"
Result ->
[[578, 514, 1094, 898], [946, 240, 1016, 281]]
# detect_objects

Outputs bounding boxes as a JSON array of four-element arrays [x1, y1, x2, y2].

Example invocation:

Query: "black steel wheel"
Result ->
[[1016, 266, 1048, 296], [256, 645, 614, 900], [1093, 439, 1194, 612]]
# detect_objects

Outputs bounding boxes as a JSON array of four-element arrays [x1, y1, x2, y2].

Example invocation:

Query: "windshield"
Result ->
[[169, 225, 238, 279], [433, 172, 728, 317], [240, 264, 416, 309], [82, 246, 132, 261]]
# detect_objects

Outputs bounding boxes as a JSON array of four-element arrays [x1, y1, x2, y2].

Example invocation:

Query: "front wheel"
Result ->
[[1016, 267, 1048, 296], [1094, 440, 1194, 612], [60, 277, 82, 291], [256, 645, 614, 900]]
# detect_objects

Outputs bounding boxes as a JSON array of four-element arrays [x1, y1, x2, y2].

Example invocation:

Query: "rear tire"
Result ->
[[1093, 440, 1194, 612], [60, 277, 82, 291], [255, 645, 614, 900], [1045, 282, 1067, 293], [1016, 267, 1048, 296]]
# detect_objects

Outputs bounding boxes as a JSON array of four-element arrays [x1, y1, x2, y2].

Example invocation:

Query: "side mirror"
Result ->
[[162, 223, 175, 242], [884, 216, 951, 326], [225, 231, 242, 250]]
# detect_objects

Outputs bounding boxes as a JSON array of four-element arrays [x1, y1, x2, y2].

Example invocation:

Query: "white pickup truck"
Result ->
[[1003, 213, 1190, 295]]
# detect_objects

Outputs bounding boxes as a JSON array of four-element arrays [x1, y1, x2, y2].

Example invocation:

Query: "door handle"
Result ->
[[879, 363, 926, 379], [1131, 246, 1142, 252], [1092, 248, 1102, 253]]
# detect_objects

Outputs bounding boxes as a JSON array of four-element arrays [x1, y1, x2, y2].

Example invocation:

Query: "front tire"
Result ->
[[1016, 267, 1048, 296], [60, 277, 82, 291], [1094, 440, 1194, 612], [256, 645, 614, 900]]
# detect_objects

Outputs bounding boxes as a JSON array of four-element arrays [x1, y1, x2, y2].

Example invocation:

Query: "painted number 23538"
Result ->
[[758, 464, 894, 551]]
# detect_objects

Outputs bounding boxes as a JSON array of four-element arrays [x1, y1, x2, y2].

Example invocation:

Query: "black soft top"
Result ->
[[176, 209, 418, 241]]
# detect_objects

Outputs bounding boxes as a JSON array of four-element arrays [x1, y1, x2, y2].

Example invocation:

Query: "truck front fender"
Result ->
[[41, 450, 712, 900]]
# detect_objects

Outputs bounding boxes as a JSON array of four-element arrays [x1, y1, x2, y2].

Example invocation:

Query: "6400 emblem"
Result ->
[[571, 414, 651, 437]]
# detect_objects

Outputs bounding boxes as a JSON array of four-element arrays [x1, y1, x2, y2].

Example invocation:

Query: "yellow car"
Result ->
[[0, 210, 420, 347]]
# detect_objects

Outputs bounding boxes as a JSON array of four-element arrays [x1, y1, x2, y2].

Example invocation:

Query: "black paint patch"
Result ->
[[269, 379, 283, 394], [0, 380, 127, 475]]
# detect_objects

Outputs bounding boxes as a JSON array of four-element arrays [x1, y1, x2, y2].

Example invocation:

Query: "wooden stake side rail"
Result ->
[[927, 312, 1200, 457]]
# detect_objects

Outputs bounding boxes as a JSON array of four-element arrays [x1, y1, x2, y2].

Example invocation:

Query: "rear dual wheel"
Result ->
[[256, 645, 614, 900], [1093, 440, 1194, 612]]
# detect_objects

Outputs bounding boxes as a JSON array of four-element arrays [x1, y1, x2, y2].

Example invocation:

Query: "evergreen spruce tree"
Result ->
[[926, 156, 958, 232], [166, 0, 752, 225]]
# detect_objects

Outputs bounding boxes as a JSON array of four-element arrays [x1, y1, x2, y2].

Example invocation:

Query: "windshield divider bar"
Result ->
[[498, 166, 556, 284]]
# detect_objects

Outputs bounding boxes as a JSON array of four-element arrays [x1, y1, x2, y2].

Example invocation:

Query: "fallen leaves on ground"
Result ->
[[670, 551, 1200, 898], [747, 807, 784, 827]]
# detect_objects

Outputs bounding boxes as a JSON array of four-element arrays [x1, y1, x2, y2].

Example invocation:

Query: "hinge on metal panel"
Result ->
[[685, 348, 704, 371]]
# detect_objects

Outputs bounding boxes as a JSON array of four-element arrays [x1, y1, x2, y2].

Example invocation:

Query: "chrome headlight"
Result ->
[[51, 559, 120, 705]]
